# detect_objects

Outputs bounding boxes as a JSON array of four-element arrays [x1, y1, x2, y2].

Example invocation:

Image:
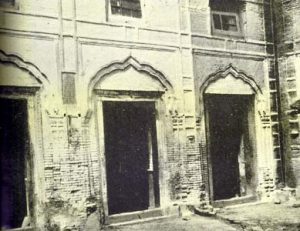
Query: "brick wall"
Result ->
[[1, 0, 299, 229], [273, 0, 300, 191]]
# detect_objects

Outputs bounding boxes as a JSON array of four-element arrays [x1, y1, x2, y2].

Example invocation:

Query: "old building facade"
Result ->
[[0, 0, 299, 229]]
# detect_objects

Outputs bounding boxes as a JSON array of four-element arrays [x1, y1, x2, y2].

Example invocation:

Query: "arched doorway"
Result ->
[[1, 97, 29, 228], [205, 94, 255, 200], [103, 101, 159, 214], [0, 50, 48, 229], [201, 65, 262, 204], [90, 57, 172, 219]]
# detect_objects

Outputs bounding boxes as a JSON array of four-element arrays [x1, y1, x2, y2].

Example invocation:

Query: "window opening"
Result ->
[[110, 0, 142, 18], [210, 0, 238, 12], [0, 0, 15, 7], [212, 13, 238, 32], [210, 0, 243, 36]]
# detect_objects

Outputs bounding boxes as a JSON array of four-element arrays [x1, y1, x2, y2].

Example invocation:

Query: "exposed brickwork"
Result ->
[[257, 167, 276, 199], [42, 114, 102, 228], [273, 0, 300, 191], [0, 0, 299, 229]]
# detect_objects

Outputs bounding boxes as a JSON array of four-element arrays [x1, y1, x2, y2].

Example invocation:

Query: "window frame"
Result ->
[[108, 0, 144, 23], [0, 0, 19, 10], [211, 11, 242, 37]]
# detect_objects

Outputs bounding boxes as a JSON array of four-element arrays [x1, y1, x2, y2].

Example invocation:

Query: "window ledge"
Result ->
[[211, 10, 243, 39], [108, 14, 143, 26], [212, 30, 244, 39]]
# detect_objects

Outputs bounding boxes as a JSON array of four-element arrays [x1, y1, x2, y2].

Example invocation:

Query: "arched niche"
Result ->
[[94, 66, 166, 92], [0, 50, 49, 89], [199, 64, 264, 115], [205, 73, 255, 95], [89, 56, 173, 98], [200, 64, 262, 96], [0, 63, 42, 87]]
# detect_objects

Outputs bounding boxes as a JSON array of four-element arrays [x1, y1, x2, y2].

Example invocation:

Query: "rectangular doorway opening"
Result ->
[[205, 94, 256, 201], [1, 98, 29, 229], [103, 101, 160, 215]]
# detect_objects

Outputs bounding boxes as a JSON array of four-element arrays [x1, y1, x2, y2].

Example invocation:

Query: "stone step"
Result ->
[[4, 228, 34, 231], [107, 215, 170, 227], [194, 207, 217, 217], [106, 208, 164, 225], [273, 187, 297, 204], [212, 195, 257, 208]]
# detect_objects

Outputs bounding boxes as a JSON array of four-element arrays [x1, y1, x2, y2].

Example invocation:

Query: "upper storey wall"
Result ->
[[0, 0, 274, 45], [0, 0, 181, 34], [0, 0, 59, 34], [15, 0, 59, 17], [76, 0, 179, 30], [189, 0, 269, 42], [274, 0, 300, 53]]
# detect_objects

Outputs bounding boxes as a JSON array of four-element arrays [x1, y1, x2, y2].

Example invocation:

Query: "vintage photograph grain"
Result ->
[[0, 0, 300, 230]]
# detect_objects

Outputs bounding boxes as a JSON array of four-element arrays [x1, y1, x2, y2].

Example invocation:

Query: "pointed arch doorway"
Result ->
[[103, 101, 160, 214], [0, 50, 48, 228], [91, 57, 172, 219], [205, 94, 255, 200], [201, 66, 262, 204]]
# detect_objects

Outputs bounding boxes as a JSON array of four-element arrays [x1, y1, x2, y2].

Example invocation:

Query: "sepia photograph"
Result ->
[[0, 0, 300, 230]]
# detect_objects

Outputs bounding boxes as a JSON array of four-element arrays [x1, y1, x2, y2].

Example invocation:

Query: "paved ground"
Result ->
[[104, 215, 237, 231], [217, 202, 300, 231]]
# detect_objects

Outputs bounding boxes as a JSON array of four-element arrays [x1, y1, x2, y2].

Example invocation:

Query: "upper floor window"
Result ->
[[212, 11, 239, 33], [0, 0, 17, 9], [110, 0, 142, 18], [210, 0, 243, 37]]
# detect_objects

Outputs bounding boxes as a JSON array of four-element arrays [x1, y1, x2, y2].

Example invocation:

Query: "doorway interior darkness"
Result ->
[[205, 94, 256, 201], [0, 98, 29, 229], [103, 101, 160, 215]]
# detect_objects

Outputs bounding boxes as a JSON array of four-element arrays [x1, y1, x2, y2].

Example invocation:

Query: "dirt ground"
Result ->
[[104, 215, 237, 231], [217, 202, 300, 231], [98, 202, 300, 231]]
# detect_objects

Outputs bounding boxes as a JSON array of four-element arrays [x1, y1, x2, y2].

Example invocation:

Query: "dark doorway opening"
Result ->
[[0, 98, 29, 229], [205, 94, 256, 201], [103, 101, 160, 215]]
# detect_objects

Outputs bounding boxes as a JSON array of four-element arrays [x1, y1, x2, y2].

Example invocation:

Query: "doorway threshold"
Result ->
[[106, 208, 164, 225], [5, 228, 35, 231], [212, 195, 257, 208]]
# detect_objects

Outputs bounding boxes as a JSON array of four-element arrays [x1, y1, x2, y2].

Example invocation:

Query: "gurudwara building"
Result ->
[[0, 0, 299, 229]]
